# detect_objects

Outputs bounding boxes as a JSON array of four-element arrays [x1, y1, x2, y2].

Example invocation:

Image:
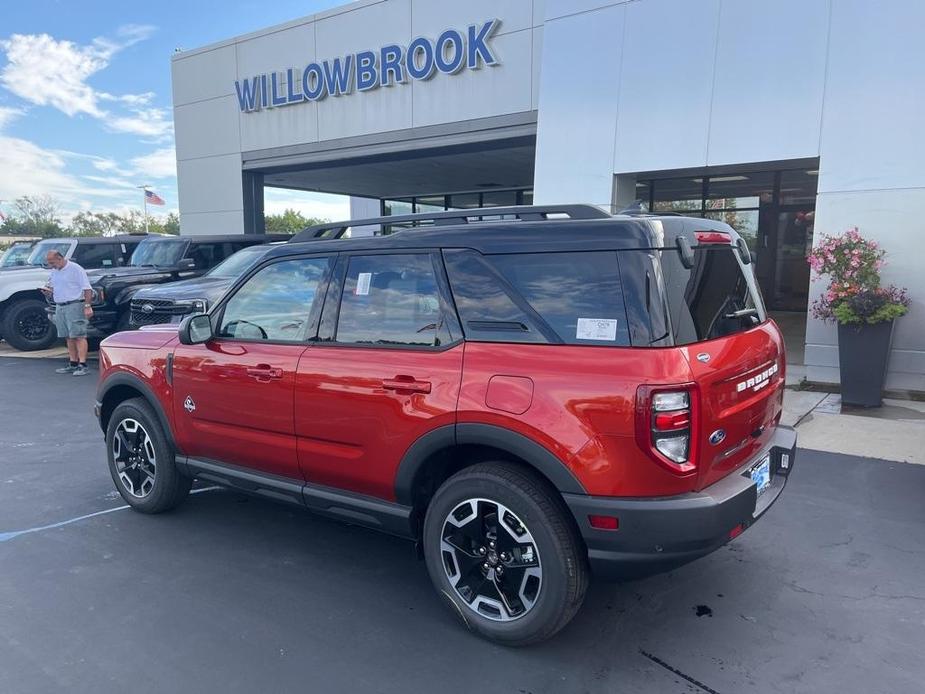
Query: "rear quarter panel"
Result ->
[[458, 343, 697, 497]]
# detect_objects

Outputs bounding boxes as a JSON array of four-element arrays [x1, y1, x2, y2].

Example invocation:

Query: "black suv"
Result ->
[[87, 234, 288, 336], [128, 244, 280, 327]]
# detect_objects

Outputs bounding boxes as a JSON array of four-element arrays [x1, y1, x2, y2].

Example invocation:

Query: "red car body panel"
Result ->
[[99, 319, 786, 500], [294, 344, 463, 500]]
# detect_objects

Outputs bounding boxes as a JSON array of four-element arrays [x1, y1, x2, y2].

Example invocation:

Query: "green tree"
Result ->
[[264, 208, 327, 234], [162, 212, 180, 235], [0, 195, 66, 237], [69, 211, 125, 237]]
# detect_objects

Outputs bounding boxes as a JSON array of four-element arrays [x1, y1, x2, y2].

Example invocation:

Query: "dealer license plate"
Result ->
[[750, 454, 772, 496]]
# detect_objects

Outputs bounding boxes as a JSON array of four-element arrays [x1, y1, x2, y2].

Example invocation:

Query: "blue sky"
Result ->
[[0, 0, 349, 223]]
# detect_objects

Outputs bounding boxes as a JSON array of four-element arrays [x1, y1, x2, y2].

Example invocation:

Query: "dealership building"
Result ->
[[171, 0, 925, 392]]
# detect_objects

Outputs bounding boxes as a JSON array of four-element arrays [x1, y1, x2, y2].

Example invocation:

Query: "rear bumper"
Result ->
[[563, 425, 796, 580]]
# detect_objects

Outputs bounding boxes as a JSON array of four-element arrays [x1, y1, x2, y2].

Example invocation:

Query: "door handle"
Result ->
[[382, 375, 432, 394], [246, 364, 283, 381]]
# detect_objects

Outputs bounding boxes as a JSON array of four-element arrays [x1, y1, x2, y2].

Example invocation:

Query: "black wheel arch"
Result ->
[[395, 423, 587, 511], [97, 372, 178, 452]]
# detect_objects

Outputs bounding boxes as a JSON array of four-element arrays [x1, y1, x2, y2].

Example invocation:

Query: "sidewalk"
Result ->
[[784, 389, 925, 465]]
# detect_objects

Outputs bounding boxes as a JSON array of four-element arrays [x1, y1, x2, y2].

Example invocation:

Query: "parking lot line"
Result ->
[[0, 486, 220, 544]]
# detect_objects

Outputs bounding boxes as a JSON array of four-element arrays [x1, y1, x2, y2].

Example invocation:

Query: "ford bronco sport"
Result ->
[[95, 205, 796, 645]]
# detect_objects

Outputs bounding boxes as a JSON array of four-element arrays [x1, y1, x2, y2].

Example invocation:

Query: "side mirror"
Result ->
[[178, 314, 212, 345], [177, 258, 196, 271]]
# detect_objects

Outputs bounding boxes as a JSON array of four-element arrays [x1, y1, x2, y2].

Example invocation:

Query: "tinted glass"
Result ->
[[1, 244, 33, 267], [617, 250, 672, 347], [28, 241, 72, 266], [218, 257, 329, 342], [489, 251, 631, 346], [443, 249, 546, 344], [131, 238, 187, 267], [187, 242, 227, 270], [336, 254, 443, 347], [207, 246, 268, 279], [660, 247, 765, 344], [72, 243, 118, 269]]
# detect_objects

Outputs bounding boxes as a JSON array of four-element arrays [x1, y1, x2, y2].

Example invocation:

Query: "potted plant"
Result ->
[[808, 227, 910, 407]]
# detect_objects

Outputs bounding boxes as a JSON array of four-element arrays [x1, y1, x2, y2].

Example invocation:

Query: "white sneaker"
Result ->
[[72, 365, 90, 377], [56, 365, 76, 374]]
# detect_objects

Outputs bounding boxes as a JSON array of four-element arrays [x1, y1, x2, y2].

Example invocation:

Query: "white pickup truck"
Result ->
[[0, 236, 146, 351]]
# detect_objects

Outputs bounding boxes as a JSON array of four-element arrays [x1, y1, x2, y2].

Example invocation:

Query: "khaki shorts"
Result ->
[[54, 302, 88, 339]]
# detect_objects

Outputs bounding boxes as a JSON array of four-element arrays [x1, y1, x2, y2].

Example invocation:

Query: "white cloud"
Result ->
[[264, 188, 350, 221], [0, 105, 24, 129], [130, 146, 176, 179], [0, 26, 171, 138]]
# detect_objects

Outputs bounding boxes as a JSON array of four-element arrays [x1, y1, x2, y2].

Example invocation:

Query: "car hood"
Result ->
[[131, 275, 233, 302], [87, 265, 173, 285]]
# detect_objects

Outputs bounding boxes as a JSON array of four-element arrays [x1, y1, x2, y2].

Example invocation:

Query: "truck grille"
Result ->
[[130, 298, 191, 326]]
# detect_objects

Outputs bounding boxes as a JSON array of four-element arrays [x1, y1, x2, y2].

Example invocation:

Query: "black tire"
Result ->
[[423, 462, 588, 646], [2, 297, 58, 351], [105, 397, 192, 513]]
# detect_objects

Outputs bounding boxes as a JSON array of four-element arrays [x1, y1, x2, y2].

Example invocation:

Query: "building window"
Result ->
[[379, 188, 533, 234]]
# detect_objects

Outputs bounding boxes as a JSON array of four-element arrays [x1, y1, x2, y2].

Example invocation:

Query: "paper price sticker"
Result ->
[[576, 318, 618, 341], [355, 272, 372, 296]]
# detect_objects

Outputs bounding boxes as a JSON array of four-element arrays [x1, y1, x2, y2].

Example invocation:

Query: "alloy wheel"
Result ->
[[112, 418, 157, 498], [441, 498, 542, 622], [18, 309, 50, 343]]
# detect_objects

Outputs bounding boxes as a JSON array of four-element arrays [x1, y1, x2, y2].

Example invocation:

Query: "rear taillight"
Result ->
[[635, 384, 699, 475], [694, 230, 732, 244]]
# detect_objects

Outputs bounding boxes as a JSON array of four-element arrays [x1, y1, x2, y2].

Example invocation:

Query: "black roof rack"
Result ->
[[290, 205, 610, 243]]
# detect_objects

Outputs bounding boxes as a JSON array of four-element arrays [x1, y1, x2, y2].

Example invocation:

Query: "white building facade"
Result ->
[[171, 0, 925, 392]]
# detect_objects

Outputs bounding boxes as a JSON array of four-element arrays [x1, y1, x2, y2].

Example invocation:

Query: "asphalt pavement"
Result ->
[[1, 356, 924, 694]]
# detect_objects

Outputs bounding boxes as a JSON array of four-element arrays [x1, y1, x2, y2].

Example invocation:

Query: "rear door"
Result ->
[[294, 251, 464, 500], [658, 242, 785, 489]]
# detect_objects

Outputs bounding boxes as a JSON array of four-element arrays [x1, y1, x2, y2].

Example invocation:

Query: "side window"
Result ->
[[187, 242, 225, 270], [217, 257, 330, 342], [72, 243, 117, 269], [488, 251, 631, 347], [442, 249, 547, 344], [335, 254, 445, 347]]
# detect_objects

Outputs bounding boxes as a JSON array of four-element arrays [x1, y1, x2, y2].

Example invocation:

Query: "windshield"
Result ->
[[207, 246, 269, 279], [1, 244, 34, 267], [27, 241, 72, 267], [130, 238, 187, 267]]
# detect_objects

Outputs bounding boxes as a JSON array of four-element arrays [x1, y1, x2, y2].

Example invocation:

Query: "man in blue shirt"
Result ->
[[42, 250, 94, 376]]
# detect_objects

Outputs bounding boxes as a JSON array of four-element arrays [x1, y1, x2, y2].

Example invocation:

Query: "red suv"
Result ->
[[95, 205, 796, 645]]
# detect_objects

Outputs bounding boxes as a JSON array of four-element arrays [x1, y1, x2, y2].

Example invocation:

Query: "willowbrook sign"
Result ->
[[235, 19, 501, 113]]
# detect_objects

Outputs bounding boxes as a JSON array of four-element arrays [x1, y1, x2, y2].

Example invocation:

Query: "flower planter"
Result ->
[[837, 320, 894, 407]]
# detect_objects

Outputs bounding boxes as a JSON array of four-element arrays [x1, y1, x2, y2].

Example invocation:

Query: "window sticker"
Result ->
[[355, 272, 372, 296], [576, 318, 618, 341]]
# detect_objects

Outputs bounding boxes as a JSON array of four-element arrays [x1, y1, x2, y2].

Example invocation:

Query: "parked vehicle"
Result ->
[[128, 243, 282, 328], [87, 234, 289, 337], [0, 235, 146, 351], [0, 240, 39, 269], [96, 205, 796, 645]]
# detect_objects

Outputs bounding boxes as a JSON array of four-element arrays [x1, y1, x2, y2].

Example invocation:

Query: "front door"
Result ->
[[295, 252, 464, 500], [171, 255, 333, 479]]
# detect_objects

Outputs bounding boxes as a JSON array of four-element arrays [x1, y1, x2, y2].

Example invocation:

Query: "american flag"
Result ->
[[145, 189, 166, 206]]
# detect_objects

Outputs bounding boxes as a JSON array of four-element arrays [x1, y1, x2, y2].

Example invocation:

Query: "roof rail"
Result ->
[[290, 204, 610, 242]]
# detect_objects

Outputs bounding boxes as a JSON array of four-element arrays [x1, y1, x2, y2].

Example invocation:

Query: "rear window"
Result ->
[[445, 250, 631, 346], [658, 246, 766, 345]]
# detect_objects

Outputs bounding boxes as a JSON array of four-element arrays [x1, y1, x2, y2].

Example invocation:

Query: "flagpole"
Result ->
[[138, 185, 149, 234]]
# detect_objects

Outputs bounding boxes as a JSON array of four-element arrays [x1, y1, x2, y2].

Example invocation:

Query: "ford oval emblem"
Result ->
[[697, 352, 711, 363], [141, 303, 155, 314], [709, 429, 726, 446]]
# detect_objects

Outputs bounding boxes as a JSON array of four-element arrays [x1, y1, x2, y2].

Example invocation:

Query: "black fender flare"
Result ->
[[394, 423, 587, 506], [96, 372, 178, 452]]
